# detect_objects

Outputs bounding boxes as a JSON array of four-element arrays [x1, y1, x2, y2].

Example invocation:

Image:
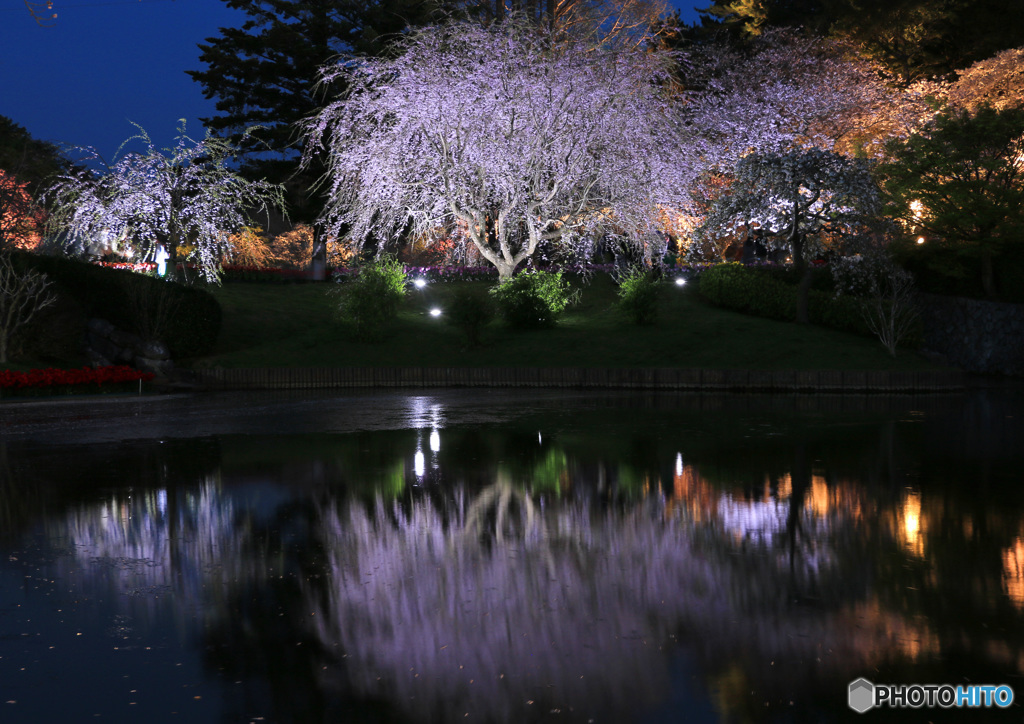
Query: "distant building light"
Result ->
[[917, 237, 926, 245]]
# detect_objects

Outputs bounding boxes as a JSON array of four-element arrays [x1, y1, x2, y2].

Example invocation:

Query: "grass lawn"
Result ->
[[194, 274, 944, 371]]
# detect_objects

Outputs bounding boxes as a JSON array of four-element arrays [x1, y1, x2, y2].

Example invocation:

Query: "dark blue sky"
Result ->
[[1, 1, 704, 164]]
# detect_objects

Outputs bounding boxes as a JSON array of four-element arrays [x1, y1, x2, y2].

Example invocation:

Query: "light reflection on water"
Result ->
[[1, 389, 1023, 723]]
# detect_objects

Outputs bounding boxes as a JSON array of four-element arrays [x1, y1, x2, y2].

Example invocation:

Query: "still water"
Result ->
[[1, 388, 1022, 723]]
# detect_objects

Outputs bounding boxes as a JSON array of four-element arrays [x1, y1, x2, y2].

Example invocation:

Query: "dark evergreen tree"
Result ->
[[0, 115, 70, 196], [187, 0, 444, 222]]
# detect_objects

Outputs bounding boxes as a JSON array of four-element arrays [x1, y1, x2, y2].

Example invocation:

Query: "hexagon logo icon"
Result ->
[[849, 678, 875, 713]]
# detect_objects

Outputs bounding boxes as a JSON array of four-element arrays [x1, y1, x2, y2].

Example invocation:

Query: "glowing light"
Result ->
[[538, 432, 542, 444], [429, 308, 442, 317], [675, 453, 683, 476], [1003, 537, 1024, 609], [910, 199, 924, 218], [413, 278, 427, 289], [916, 236, 925, 244], [900, 490, 924, 557], [414, 450, 426, 477], [429, 429, 440, 453], [674, 277, 686, 286]]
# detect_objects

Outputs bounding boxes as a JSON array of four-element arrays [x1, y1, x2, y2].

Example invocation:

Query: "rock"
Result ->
[[139, 340, 171, 361], [134, 356, 174, 377]]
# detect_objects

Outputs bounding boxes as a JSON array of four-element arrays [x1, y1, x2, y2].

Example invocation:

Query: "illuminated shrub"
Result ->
[[337, 255, 407, 341], [616, 267, 662, 326], [490, 270, 574, 329]]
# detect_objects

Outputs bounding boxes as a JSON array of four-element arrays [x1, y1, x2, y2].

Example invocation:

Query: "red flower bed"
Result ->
[[94, 261, 158, 273], [0, 365, 155, 391]]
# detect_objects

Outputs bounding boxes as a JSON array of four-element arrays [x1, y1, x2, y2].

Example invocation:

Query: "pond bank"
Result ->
[[188, 365, 966, 392]]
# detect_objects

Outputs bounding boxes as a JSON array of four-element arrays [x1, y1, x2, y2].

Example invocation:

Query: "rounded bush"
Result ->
[[445, 287, 494, 346], [338, 255, 408, 341], [490, 270, 574, 329], [616, 267, 662, 325]]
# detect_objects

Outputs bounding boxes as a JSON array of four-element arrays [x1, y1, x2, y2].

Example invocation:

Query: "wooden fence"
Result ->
[[190, 366, 966, 392]]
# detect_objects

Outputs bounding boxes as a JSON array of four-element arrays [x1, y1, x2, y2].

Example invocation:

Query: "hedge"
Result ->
[[18, 253, 222, 359], [697, 263, 872, 337]]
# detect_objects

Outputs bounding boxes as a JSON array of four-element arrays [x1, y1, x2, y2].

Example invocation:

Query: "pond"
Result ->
[[1, 387, 1023, 723]]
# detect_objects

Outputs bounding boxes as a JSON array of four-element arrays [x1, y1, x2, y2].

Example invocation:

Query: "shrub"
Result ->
[[616, 267, 662, 325], [490, 270, 575, 329], [698, 263, 797, 321], [18, 254, 221, 359], [445, 287, 494, 346], [338, 255, 407, 341]]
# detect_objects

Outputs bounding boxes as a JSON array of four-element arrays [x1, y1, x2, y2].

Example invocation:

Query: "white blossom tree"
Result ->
[[682, 30, 926, 166], [303, 18, 696, 281], [697, 148, 880, 322], [46, 123, 285, 283]]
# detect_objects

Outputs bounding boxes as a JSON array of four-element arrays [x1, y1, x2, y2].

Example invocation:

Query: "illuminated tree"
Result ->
[[0, 170, 45, 251], [946, 46, 1024, 112], [683, 30, 918, 166], [46, 123, 285, 283], [700, 0, 1024, 82], [697, 148, 880, 322], [304, 18, 695, 281], [875, 104, 1024, 300], [0, 115, 70, 251]]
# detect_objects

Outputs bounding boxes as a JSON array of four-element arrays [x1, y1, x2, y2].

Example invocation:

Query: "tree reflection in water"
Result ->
[[306, 477, 937, 723], [2, 389, 1023, 723]]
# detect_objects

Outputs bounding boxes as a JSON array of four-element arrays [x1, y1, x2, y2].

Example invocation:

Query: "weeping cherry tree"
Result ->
[[47, 123, 285, 283], [303, 17, 696, 281], [698, 148, 880, 322]]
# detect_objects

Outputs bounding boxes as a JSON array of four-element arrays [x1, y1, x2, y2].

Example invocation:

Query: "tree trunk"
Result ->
[[796, 266, 814, 324], [980, 248, 996, 299], [309, 226, 327, 282], [791, 232, 811, 324]]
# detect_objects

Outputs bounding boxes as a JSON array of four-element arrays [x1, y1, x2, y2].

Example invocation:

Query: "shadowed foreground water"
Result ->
[[1, 388, 1022, 723]]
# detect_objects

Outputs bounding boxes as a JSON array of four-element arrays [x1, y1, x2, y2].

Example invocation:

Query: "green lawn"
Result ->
[[194, 275, 944, 371]]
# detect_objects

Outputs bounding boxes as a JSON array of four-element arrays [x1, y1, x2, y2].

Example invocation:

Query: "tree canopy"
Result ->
[[304, 18, 695, 280], [187, 0, 444, 221], [46, 124, 285, 283], [698, 0, 1024, 82], [0, 116, 71, 251], [875, 104, 1024, 299]]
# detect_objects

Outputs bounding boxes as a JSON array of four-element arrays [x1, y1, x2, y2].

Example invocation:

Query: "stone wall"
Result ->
[[920, 294, 1024, 376]]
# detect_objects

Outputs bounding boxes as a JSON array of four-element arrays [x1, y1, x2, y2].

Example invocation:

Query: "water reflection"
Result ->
[[1, 390, 1022, 723]]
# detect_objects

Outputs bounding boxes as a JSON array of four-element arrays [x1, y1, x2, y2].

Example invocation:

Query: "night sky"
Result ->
[[1, 0, 704, 164]]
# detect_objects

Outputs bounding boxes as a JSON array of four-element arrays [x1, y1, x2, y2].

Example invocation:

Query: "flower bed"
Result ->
[[94, 261, 157, 273], [0, 365, 155, 398]]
